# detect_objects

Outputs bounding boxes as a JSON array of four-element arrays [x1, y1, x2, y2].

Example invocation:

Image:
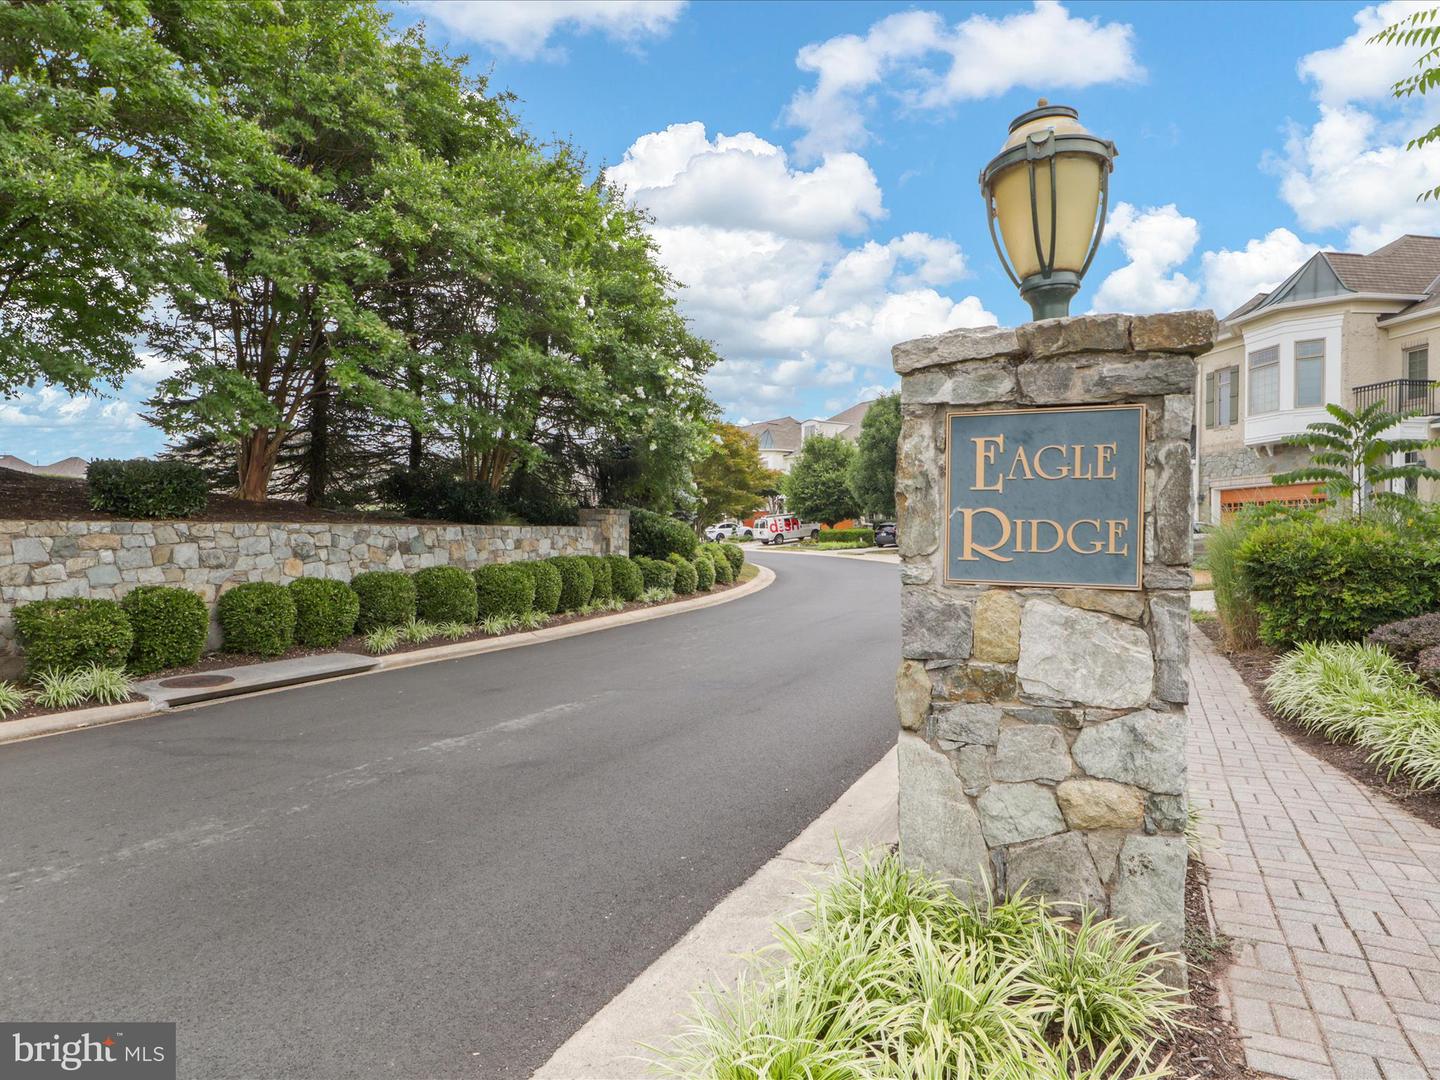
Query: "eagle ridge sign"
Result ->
[[945, 404, 1144, 589]]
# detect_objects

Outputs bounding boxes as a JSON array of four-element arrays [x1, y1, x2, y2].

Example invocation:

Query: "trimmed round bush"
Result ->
[[667, 553, 698, 595], [720, 542, 744, 577], [86, 458, 208, 518], [694, 552, 715, 591], [634, 556, 676, 592], [580, 555, 613, 602], [520, 560, 563, 615], [607, 555, 644, 602], [217, 582, 295, 657], [1367, 612, 1440, 666], [413, 565, 478, 623], [708, 544, 734, 585], [474, 564, 536, 619], [14, 597, 133, 676], [550, 556, 594, 612], [288, 578, 360, 647], [122, 586, 208, 675], [630, 507, 699, 560], [350, 570, 416, 631]]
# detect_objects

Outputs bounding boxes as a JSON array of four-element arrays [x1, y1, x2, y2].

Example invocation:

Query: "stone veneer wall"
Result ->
[[0, 508, 628, 676], [891, 311, 1215, 964], [1197, 444, 1313, 523]]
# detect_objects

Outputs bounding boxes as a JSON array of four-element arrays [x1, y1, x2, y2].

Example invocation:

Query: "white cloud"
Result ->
[[1089, 203, 1201, 314], [1279, 0, 1440, 250], [785, 1, 1142, 159], [0, 355, 176, 462], [606, 122, 994, 420], [412, 0, 684, 61], [1199, 229, 1320, 316]]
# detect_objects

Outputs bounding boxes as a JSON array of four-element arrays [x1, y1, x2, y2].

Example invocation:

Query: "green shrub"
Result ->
[[121, 586, 208, 675], [378, 466, 505, 524], [580, 554, 613, 602], [630, 508, 698, 560], [473, 564, 536, 619], [217, 582, 295, 656], [1200, 517, 1261, 650], [667, 553, 698, 595], [704, 543, 733, 584], [816, 527, 875, 545], [350, 570, 416, 631], [86, 458, 208, 519], [412, 565, 478, 623], [1366, 612, 1440, 666], [720, 542, 744, 577], [550, 556, 594, 612], [1238, 520, 1440, 646], [607, 554, 644, 602], [519, 560, 563, 615], [287, 578, 359, 647], [634, 556, 676, 592], [694, 552, 715, 591], [14, 598, 133, 676]]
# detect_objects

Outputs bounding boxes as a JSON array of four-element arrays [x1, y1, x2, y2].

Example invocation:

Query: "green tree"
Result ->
[[0, 0, 253, 396], [694, 423, 780, 528], [1272, 401, 1440, 518], [847, 393, 900, 520], [784, 434, 859, 525], [1371, 6, 1440, 199]]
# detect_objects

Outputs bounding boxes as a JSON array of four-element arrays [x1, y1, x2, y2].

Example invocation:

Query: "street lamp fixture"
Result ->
[[980, 101, 1117, 321]]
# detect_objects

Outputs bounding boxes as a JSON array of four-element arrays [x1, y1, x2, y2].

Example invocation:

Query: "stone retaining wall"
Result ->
[[892, 311, 1213, 968], [0, 508, 628, 675]]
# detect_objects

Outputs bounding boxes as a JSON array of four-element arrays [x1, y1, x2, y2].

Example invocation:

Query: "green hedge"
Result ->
[[122, 586, 208, 674], [288, 578, 359, 647], [608, 555, 644, 602], [667, 553, 698, 595], [630, 508, 698, 560], [474, 564, 536, 619], [634, 556, 676, 592], [719, 542, 744, 577], [350, 570, 416, 631], [707, 544, 734, 584], [816, 527, 875, 545], [14, 597, 133, 676], [1238, 520, 1440, 646], [550, 556, 594, 612], [694, 552, 715, 591], [580, 554, 613, 602], [87, 458, 208, 519], [520, 560, 563, 614], [413, 565, 478, 623], [217, 582, 295, 656]]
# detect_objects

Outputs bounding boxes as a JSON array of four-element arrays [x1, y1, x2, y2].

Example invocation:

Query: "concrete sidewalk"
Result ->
[[532, 746, 899, 1080]]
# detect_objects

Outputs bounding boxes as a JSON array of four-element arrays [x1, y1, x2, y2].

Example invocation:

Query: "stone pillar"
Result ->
[[892, 311, 1215, 959], [577, 508, 630, 556]]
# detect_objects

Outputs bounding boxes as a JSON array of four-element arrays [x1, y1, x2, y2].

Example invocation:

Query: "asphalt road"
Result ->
[[0, 548, 899, 1079]]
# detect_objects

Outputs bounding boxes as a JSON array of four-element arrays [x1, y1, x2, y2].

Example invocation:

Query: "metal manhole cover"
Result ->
[[157, 674, 235, 689]]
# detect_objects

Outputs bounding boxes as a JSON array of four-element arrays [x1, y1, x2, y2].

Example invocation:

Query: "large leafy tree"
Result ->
[[847, 393, 900, 520], [694, 423, 779, 528], [1272, 401, 1440, 518], [784, 434, 860, 525]]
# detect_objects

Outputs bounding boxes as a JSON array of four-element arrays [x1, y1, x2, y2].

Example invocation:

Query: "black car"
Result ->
[[874, 522, 897, 547]]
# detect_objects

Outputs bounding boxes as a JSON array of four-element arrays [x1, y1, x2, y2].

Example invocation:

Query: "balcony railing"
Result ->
[[1352, 379, 1440, 416]]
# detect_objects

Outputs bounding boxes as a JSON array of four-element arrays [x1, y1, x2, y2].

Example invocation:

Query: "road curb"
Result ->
[[532, 743, 899, 1080], [0, 564, 775, 746]]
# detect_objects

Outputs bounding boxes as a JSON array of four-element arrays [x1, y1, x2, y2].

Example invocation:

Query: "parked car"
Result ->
[[756, 514, 821, 545], [704, 521, 753, 541], [874, 522, 897, 547]]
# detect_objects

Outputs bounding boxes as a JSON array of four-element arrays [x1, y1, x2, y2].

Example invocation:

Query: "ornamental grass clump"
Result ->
[[79, 663, 133, 705], [652, 851, 1186, 1079], [0, 680, 28, 718], [32, 668, 89, 709], [1267, 641, 1440, 790], [363, 625, 402, 655]]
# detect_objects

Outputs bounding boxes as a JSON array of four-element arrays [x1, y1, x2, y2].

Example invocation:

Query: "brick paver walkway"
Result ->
[[1189, 629, 1440, 1080]]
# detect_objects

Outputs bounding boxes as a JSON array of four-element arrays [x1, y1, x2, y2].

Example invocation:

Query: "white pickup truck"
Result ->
[[754, 514, 822, 545]]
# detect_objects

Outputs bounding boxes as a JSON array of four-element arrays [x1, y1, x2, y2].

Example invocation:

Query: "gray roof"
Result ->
[[742, 400, 876, 450]]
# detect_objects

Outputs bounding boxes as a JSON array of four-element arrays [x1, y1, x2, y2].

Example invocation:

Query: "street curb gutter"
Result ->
[[0, 564, 775, 746], [532, 743, 900, 1080]]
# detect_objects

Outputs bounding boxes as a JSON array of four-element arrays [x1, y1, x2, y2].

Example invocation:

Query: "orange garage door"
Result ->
[[1219, 483, 1323, 520]]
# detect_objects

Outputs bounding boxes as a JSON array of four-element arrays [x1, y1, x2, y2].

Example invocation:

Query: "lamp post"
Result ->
[[980, 101, 1117, 321]]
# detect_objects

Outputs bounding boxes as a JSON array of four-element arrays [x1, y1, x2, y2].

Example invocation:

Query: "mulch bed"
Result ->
[[0, 568, 757, 727], [1197, 619, 1440, 831], [0, 466, 433, 525]]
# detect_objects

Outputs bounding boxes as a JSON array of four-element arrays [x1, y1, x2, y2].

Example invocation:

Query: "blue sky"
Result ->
[[8, 0, 1440, 462]]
